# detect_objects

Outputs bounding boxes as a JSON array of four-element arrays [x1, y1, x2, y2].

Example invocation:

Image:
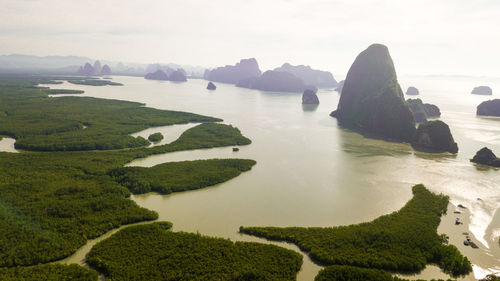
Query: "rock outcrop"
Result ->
[[335, 80, 344, 93], [169, 69, 187, 82], [330, 44, 416, 142], [93, 61, 102, 75], [76, 61, 111, 76], [100, 64, 111, 75], [204, 58, 261, 84], [145, 70, 169, 80], [274, 63, 337, 88], [407, 98, 441, 123], [77, 63, 95, 76], [237, 70, 305, 93], [424, 103, 441, 117], [302, 89, 319, 104], [412, 120, 458, 153], [470, 147, 500, 167], [471, 86, 492, 95], [406, 86, 419, 95], [207, 82, 216, 90], [477, 99, 500, 117]]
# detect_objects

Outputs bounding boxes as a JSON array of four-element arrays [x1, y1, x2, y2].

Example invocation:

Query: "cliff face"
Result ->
[[274, 63, 337, 88], [331, 44, 416, 142], [237, 70, 305, 93], [204, 58, 261, 84], [477, 99, 500, 117]]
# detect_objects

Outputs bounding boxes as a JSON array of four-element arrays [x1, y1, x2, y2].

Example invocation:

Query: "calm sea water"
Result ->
[[41, 75, 500, 280]]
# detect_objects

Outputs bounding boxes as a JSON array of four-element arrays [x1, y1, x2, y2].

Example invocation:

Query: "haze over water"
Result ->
[[47, 75, 500, 280]]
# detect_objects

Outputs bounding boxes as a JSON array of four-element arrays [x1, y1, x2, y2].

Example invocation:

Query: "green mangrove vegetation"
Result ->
[[148, 132, 164, 142], [315, 265, 455, 281], [86, 222, 303, 281], [0, 76, 254, 268], [68, 79, 123, 86], [0, 81, 221, 151], [109, 159, 256, 194], [241, 185, 472, 277], [47, 89, 85, 95], [0, 264, 97, 281]]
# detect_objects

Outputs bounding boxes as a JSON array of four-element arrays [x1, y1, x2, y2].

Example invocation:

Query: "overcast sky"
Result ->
[[1, 0, 499, 77]]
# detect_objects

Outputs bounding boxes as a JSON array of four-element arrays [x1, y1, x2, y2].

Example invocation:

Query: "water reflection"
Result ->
[[302, 104, 319, 112]]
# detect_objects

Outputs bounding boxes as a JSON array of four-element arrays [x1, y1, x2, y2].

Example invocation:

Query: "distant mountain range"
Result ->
[[0, 54, 207, 77]]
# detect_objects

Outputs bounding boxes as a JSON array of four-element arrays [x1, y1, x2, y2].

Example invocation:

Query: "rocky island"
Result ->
[[407, 98, 441, 122], [145, 70, 169, 81], [204, 58, 261, 84], [330, 44, 416, 142], [471, 86, 493, 95], [477, 99, 500, 116], [169, 69, 187, 82], [302, 89, 319, 104], [274, 63, 337, 88], [206, 82, 216, 90], [237, 70, 305, 93], [76, 61, 112, 76], [406, 86, 419, 95], [412, 120, 458, 153], [471, 147, 500, 167]]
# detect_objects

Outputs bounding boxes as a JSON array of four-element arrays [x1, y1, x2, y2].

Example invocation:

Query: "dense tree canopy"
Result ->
[[241, 185, 471, 277], [86, 222, 303, 281]]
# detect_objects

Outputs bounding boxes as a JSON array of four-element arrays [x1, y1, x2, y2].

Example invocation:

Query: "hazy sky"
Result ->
[[1, 0, 499, 77]]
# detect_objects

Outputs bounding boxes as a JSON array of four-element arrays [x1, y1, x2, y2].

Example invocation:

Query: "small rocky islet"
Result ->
[[477, 99, 500, 117], [302, 89, 319, 104], [471, 147, 500, 167], [471, 86, 493, 95], [407, 98, 441, 122], [406, 86, 419, 95], [206, 81, 216, 90]]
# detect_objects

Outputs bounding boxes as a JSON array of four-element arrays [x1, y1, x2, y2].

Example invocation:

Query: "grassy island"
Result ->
[[241, 185, 471, 277], [147, 132, 163, 142], [68, 79, 123, 86], [86, 222, 302, 281], [110, 159, 256, 194]]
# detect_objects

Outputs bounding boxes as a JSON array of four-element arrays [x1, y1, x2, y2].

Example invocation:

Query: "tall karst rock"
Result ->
[[330, 44, 416, 142]]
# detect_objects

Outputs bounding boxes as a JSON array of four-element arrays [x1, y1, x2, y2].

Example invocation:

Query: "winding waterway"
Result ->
[[46, 75, 500, 280]]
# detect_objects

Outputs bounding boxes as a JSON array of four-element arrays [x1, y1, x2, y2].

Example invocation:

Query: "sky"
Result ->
[[1, 0, 499, 77]]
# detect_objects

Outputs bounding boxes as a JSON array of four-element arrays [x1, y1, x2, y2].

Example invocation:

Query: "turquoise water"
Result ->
[[46, 75, 500, 280]]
